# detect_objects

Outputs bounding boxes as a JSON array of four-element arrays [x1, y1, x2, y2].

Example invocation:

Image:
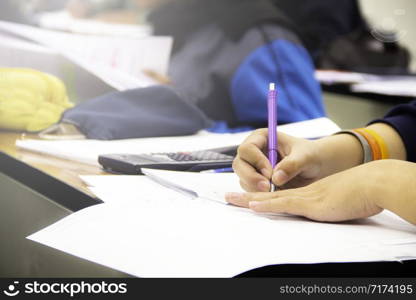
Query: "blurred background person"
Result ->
[[61, 0, 326, 139], [274, 0, 411, 74]]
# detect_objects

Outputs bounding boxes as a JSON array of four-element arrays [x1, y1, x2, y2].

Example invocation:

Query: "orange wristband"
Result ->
[[353, 128, 382, 160], [360, 128, 389, 159]]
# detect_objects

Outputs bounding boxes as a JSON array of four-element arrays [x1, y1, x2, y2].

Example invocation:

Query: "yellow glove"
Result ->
[[0, 68, 73, 132]]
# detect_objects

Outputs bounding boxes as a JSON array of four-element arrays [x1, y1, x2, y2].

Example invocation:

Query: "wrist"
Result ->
[[368, 160, 408, 209], [315, 134, 363, 176], [360, 160, 387, 210], [363, 160, 406, 212]]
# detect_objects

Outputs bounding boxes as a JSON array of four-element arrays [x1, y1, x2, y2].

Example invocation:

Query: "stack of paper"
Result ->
[[0, 33, 114, 102], [0, 21, 173, 91], [27, 169, 416, 277], [38, 11, 151, 38], [316, 70, 416, 98], [315, 70, 380, 85], [16, 118, 341, 166], [352, 80, 416, 97]]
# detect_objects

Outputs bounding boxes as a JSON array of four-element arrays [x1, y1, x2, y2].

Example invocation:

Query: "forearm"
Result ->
[[313, 122, 407, 178], [371, 160, 416, 225]]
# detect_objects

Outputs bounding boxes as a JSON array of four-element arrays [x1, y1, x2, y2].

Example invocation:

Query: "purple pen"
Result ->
[[268, 83, 278, 192]]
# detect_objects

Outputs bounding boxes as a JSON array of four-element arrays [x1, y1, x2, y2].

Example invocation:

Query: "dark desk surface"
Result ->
[[0, 133, 129, 277]]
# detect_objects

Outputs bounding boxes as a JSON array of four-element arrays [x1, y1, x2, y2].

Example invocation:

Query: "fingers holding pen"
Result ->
[[273, 136, 322, 187], [233, 129, 323, 191], [238, 141, 272, 177], [233, 156, 270, 192], [233, 129, 273, 192]]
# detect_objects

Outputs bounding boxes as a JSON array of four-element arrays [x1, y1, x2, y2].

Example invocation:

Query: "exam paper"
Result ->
[[0, 21, 172, 90], [28, 174, 416, 278], [81, 170, 244, 204], [141, 169, 243, 204], [16, 117, 340, 166]]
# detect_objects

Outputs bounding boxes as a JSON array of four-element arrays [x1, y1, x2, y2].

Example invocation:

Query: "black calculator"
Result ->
[[98, 147, 237, 175]]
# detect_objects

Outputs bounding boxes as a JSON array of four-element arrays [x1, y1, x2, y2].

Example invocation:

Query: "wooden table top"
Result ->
[[0, 131, 106, 196]]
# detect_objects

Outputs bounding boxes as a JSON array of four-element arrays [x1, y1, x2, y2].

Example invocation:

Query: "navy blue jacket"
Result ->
[[373, 101, 416, 163]]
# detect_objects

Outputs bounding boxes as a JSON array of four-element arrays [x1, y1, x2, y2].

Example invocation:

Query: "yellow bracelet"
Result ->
[[361, 128, 390, 159]]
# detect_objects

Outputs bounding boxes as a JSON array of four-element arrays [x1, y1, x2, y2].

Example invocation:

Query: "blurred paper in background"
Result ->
[[0, 20, 173, 98], [38, 10, 151, 38], [0, 33, 113, 103]]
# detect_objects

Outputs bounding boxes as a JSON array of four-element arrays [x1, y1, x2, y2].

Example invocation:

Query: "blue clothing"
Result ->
[[231, 39, 325, 125]]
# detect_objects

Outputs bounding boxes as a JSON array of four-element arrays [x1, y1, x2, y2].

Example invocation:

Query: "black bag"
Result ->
[[62, 86, 213, 140]]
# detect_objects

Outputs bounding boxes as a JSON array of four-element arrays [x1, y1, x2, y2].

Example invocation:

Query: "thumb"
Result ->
[[272, 149, 310, 186]]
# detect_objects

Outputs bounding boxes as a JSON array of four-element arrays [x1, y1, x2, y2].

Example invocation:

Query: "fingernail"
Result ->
[[261, 168, 271, 179], [257, 180, 270, 192], [273, 170, 289, 185], [225, 193, 244, 201]]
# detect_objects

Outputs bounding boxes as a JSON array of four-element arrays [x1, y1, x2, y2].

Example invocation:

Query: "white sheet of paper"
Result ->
[[0, 21, 172, 90], [141, 169, 243, 204], [38, 11, 151, 38], [81, 171, 244, 204], [28, 174, 416, 277], [315, 70, 380, 85], [16, 117, 340, 166], [316, 70, 416, 97], [0, 32, 114, 102], [352, 80, 416, 97]]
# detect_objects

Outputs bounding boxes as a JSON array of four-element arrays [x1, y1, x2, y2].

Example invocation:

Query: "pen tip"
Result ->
[[269, 83, 276, 91]]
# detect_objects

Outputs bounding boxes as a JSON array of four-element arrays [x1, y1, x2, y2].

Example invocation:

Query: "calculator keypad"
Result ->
[[150, 151, 233, 162]]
